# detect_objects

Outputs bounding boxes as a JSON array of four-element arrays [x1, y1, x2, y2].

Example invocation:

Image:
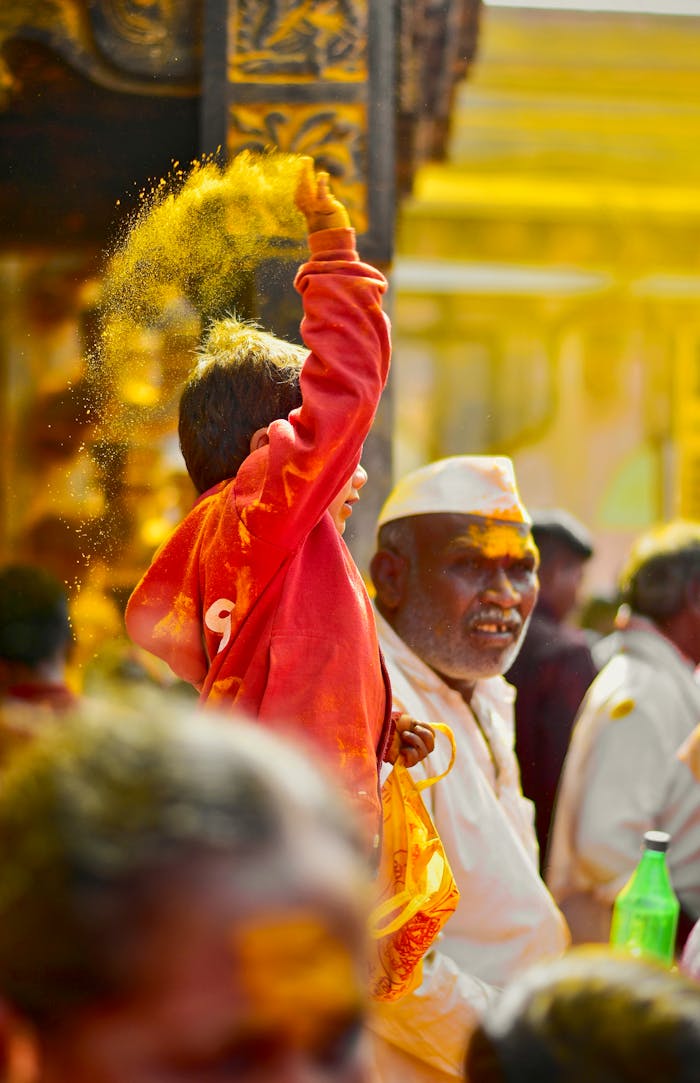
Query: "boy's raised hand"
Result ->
[[295, 156, 351, 233]]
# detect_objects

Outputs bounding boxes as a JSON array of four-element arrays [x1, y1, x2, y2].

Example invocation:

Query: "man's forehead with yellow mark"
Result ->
[[444, 517, 539, 562], [229, 909, 363, 1041]]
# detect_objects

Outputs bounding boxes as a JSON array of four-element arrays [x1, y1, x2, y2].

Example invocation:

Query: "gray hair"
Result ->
[[620, 521, 700, 621]]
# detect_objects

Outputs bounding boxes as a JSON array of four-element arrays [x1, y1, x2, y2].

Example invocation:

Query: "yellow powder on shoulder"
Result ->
[[609, 698, 635, 720], [678, 726, 700, 781]]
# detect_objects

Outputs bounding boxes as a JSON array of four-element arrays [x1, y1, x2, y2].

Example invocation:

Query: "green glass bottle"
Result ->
[[609, 830, 680, 967]]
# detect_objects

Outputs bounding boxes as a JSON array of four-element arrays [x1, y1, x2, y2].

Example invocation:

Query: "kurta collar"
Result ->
[[619, 615, 696, 674]]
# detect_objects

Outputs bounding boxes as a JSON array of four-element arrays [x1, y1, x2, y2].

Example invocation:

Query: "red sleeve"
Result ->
[[233, 227, 391, 548]]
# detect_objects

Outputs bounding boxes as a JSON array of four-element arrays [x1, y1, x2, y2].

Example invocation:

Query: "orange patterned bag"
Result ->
[[368, 722, 460, 1001]]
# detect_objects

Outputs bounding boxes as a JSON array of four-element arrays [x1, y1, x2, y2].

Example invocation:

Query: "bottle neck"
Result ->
[[636, 848, 673, 887], [642, 849, 668, 866]]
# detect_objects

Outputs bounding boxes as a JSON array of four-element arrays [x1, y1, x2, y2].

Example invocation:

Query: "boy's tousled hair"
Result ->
[[179, 315, 305, 494]]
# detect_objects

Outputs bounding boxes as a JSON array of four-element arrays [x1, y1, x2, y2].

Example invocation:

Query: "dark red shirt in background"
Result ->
[[507, 601, 598, 870]]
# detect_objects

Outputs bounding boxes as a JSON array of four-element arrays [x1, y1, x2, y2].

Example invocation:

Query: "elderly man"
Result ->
[[368, 456, 568, 1083], [548, 520, 700, 947]]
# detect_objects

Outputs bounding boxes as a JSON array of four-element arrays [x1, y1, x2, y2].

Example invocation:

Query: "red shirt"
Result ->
[[507, 601, 597, 866], [126, 227, 393, 848]]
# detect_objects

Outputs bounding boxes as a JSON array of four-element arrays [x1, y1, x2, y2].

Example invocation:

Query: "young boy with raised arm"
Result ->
[[126, 159, 432, 858]]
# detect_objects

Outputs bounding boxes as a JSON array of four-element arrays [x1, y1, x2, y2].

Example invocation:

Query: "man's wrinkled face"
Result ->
[[397, 513, 539, 686], [38, 837, 372, 1083]]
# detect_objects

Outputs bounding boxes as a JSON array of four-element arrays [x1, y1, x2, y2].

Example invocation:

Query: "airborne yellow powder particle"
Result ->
[[103, 148, 307, 331], [82, 147, 312, 571], [94, 147, 310, 442]]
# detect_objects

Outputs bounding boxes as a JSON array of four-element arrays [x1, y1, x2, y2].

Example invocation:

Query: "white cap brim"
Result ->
[[377, 455, 531, 530]]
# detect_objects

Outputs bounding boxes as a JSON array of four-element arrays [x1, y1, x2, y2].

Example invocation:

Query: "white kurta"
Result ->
[[370, 613, 569, 1083], [548, 621, 700, 929]]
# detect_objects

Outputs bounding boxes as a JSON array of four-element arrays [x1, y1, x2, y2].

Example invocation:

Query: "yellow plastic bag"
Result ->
[[368, 722, 460, 1001]]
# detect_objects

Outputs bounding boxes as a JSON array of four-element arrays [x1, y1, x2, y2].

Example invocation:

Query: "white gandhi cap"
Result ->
[[377, 455, 531, 529]]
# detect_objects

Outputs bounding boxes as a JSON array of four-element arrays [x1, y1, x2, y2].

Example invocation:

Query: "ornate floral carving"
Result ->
[[90, 0, 200, 79], [230, 0, 367, 82], [97, 0, 176, 47], [397, 0, 482, 192], [227, 102, 368, 231], [0, 0, 200, 103]]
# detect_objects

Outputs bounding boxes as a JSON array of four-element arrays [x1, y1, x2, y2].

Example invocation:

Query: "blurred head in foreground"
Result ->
[[464, 947, 700, 1083], [0, 702, 371, 1083]]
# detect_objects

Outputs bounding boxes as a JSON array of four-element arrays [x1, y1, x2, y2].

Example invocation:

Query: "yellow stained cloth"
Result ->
[[369, 723, 460, 1002]]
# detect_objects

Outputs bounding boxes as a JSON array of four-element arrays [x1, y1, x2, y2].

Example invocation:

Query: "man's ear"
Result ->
[[370, 548, 408, 611], [249, 427, 270, 453]]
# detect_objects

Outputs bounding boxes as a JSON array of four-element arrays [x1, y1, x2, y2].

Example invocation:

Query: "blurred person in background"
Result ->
[[464, 946, 700, 1083], [368, 457, 568, 1083], [678, 723, 700, 983], [0, 564, 77, 766], [578, 590, 622, 670], [506, 510, 597, 866], [0, 701, 374, 1083], [548, 521, 700, 948], [681, 915, 700, 984]]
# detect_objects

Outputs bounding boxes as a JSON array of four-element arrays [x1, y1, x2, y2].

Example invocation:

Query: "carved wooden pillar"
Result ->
[[202, 0, 395, 264]]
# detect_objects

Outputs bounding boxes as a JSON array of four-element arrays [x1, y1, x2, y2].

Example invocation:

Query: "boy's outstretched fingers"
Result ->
[[294, 156, 350, 233], [294, 156, 317, 214], [315, 170, 330, 197]]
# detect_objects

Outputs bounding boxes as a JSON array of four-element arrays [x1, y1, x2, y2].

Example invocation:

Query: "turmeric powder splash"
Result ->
[[103, 149, 307, 327], [96, 149, 308, 413], [81, 149, 309, 569]]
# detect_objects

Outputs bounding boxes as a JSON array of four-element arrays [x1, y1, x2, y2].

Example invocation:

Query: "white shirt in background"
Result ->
[[548, 620, 700, 936]]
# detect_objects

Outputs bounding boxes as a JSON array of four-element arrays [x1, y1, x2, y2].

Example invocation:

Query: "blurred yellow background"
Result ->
[[392, 1, 700, 592], [3, 0, 700, 682]]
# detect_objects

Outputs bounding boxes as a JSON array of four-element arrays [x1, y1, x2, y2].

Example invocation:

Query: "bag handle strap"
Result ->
[[413, 722, 456, 792], [369, 888, 430, 937]]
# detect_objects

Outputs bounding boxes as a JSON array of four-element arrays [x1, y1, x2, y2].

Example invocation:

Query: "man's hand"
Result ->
[[387, 714, 436, 768], [294, 156, 351, 233]]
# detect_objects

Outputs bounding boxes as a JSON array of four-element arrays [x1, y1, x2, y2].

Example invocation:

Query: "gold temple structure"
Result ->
[[393, 2, 700, 591], [3, 0, 700, 679]]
